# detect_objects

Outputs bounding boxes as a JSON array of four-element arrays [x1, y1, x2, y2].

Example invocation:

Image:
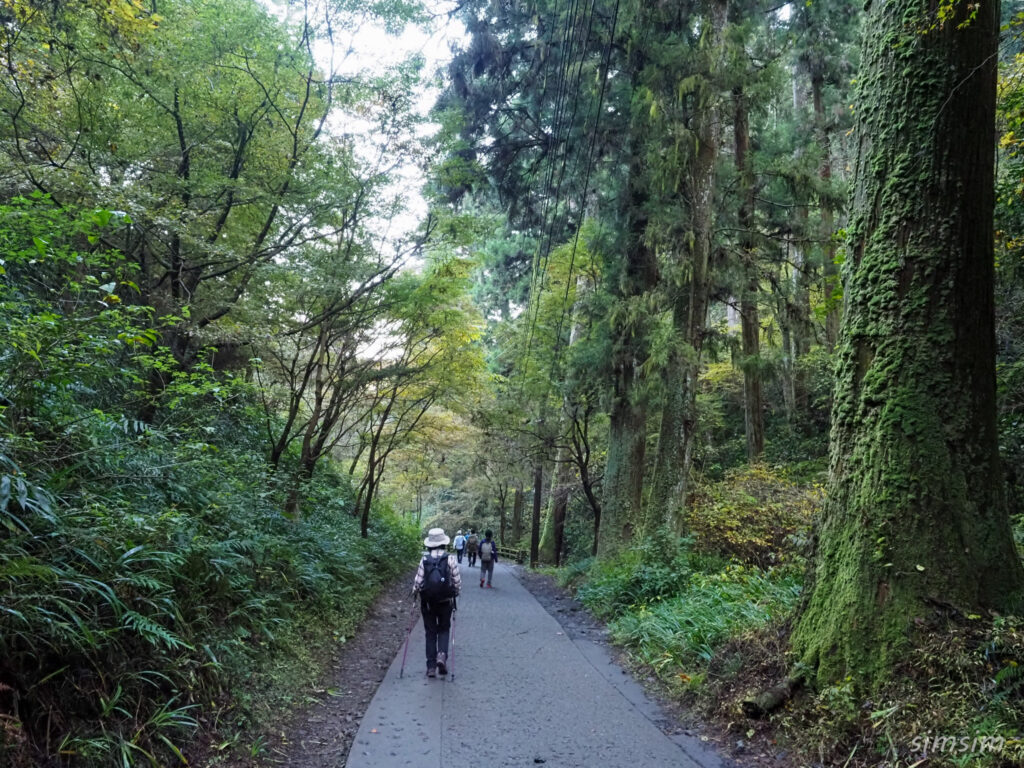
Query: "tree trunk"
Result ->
[[789, 240, 811, 412], [599, 28, 661, 557], [812, 71, 840, 350], [511, 485, 524, 544], [602, 387, 647, 553], [584, 476, 602, 557], [777, 262, 797, 422], [497, 482, 509, 546], [551, 477, 568, 567], [791, 0, 1024, 686], [569, 403, 602, 557], [530, 461, 543, 568], [648, 0, 727, 527], [601, 193, 657, 555], [540, 440, 574, 565], [735, 85, 764, 462]]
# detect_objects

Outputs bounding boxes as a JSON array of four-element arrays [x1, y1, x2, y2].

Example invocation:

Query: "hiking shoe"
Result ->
[[426, 667, 436, 678], [436, 652, 447, 675], [487, 584, 493, 588], [480, 579, 484, 588]]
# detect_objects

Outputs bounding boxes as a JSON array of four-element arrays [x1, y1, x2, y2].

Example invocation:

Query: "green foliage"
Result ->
[[768, 614, 1024, 767], [608, 564, 802, 675], [0, 198, 420, 765], [575, 536, 726, 619], [567, 537, 800, 688], [685, 464, 821, 567], [0, 457, 416, 765]]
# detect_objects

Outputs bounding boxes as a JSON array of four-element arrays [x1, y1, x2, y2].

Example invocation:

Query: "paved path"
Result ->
[[346, 561, 725, 768]]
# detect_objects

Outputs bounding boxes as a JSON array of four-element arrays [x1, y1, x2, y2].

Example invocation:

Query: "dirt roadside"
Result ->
[[252, 570, 418, 767]]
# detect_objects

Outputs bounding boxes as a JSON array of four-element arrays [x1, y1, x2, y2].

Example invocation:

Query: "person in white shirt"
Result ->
[[452, 529, 467, 563]]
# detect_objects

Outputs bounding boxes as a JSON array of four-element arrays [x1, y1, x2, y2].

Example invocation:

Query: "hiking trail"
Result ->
[[344, 561, 726, 768]]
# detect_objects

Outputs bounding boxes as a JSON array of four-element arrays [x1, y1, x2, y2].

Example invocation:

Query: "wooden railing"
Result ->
[[496, 546, 526, 564]]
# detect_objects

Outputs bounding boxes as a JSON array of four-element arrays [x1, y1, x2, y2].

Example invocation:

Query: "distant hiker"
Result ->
[[453, 530, 466, 563], [413, 528, 461, 677], [466, 530, 479, 568], [478, 529, 498, 588]]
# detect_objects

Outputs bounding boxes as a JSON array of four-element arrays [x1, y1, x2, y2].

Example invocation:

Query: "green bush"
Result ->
[[0, 444, 418, 765], [575, 536, 725, 619], [685, 464, 820, 567], [607, 564, 802, 676]]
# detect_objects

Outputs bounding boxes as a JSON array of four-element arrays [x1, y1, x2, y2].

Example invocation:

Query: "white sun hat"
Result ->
[[423, 528, 450, 548]]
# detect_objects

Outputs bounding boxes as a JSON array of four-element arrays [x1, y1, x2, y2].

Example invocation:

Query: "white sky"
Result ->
[[261, 0, 466, 247], [344, 5, 466, 251]]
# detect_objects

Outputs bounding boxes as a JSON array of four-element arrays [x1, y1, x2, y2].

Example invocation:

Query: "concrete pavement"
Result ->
[[345, 560, 725, 768]]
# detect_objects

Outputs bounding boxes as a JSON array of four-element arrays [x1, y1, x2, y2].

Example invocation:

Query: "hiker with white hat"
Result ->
[[412, 528, 462, 678]]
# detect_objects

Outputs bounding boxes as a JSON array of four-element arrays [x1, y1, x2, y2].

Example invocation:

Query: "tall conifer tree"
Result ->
[[792, 0, 1024, 684]]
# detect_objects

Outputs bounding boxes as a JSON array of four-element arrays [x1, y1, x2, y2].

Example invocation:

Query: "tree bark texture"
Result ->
[[511, 485, 524, 544], [530, 461, 543, 568], [540, 442, 573, 565], [497, 481, 509, 546], [812, 71, 841, 350], [792, 0, 1024, 686], [648, 0, 727, 527], [735, 85, 764, 462], [600, 139, 658, 556], [602, 364, 649, 554]]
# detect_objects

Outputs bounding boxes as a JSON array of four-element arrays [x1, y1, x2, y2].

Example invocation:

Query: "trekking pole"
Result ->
[[448, 605, 456, 682], [399, 596, 419, 679]]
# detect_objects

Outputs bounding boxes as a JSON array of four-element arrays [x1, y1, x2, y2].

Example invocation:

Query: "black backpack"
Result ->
[[420, 554, 456, 603]]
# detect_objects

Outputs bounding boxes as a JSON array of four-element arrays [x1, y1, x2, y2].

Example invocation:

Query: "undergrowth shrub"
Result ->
[[0, 444, 418, 766], [568, 536, 802, 693], [574, 535, 726, 620], [608, 564, 802, 677], [685, 464, 820, 567], [554, 556, 596, 590], [754, 613, 1024, 767], [564, 464, 819, 705]]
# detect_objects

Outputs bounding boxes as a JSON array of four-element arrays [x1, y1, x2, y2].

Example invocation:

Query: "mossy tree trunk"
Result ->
[[602, 357, 649, 554], [496, 480, 509, 546], [511, 484, 524, 544], [792, 0, 1024, 686], [599, 97, 658, 557], [735, 85, 764, 462], [812, 71, 840, 350], [648, 0, 727, 527], [530, 460, 543, 568], [539, 442, 572, 565]]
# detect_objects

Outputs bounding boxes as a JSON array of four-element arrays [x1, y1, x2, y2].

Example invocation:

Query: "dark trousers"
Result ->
[[455, 547, 464, 563], [421, 598, 454, 669], [467, 549, 476, 567]]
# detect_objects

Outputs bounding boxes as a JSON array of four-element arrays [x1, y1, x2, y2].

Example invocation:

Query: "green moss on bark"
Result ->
[[791, 0, 1024, 687]]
